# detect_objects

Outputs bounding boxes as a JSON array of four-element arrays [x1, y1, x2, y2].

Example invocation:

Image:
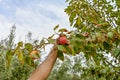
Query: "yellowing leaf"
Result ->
[[76, 18, 81, 27], [6, 50, 14, 66], [18, 50, 24, 64], [30, 50, 40, 60], [58, 28, 68, 32]]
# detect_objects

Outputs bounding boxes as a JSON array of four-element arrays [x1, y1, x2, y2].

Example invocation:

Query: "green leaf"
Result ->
[[84, 45, 92, 53], [58, 28, 68, 32], [114, 48, 120, 57], [103, 41, 110, 50], [70, 47, 76, 56], [47, 38, 55, 44], [57, 50, 64, 61], [75, 40, 84, 48], [6, 50, 14, 66], [48, 34, 55, 39], [65, 6, 73, 16], [93, 54, 100, 65], [76, 18, 81, 27], [53, 25, 59, 31], [18, 41, 23, 47], [39, 39, 45, 48], [69, 11, 76, 26], [58, 45, 71, 55], [58, 45, 66, 52], [64, 45, 72, 54], [18, 50, 24, 64], [73, 47, 80, 54], [25, 56, 35, 67], [66, 0, 69, 3], [25, 43, 33, 52]]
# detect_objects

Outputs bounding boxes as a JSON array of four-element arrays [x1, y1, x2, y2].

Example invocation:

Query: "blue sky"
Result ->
[[0, 0, 70, 41]]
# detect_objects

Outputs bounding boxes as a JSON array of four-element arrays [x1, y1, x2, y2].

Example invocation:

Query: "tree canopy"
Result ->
[[0, 0, 120, 79]]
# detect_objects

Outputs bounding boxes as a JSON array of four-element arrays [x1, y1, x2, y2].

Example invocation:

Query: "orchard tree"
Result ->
[[45, 0, 120, 65], [48, 54, 120, 80], [0, 0, 120, 79], [1, 0, 120, 68], [45, 0, 120, 79], [0, 26, 40, 79]]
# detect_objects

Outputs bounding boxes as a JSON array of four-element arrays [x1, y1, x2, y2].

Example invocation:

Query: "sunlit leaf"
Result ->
[[58, 28, 68, 32], [30, 50, 40, 60], [18, 41, 23, 47], [25, 43, 33, 52], [76, 18, 81, 27], [58, 45, 66, 52], [47, 38, 55, 44], [58, 45, 71, 55], [18, 50, 24, 64], [69, 11, 76, 26], [6, 50, 14, 66]]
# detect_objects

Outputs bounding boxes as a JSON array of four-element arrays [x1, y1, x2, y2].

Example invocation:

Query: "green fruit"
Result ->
[[107, 32, 113, 39], [96, 33, 102, 37]]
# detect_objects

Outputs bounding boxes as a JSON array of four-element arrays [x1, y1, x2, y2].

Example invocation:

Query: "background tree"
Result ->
[[0, 0, 120, 80], [0, 26, 40, 80]]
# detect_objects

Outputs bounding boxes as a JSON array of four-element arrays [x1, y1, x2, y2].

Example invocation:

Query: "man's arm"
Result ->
[[29, 44, 58, 80]]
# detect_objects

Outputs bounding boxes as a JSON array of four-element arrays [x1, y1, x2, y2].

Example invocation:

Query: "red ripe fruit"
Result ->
[[58, 36, 68, 45]]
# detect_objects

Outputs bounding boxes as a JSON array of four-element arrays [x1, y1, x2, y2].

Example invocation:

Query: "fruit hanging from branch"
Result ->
[[57, 35, 68, 45], [107, 32, 114, 39]]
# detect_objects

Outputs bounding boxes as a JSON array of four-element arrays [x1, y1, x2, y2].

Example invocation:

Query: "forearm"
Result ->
[[39, 47, 58, 79], [29, 45, 58, 80]]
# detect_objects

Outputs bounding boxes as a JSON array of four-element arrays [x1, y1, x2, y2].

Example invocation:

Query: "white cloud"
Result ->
[[0, 0, 71, 59], [14, 2, 70, 39], [0, 1, 71, 42], [0, 15, 13, 38]]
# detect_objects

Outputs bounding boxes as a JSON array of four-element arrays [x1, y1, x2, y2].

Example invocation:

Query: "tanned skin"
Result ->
[[29, 44, 58, 80], [29, 43, 58, 80]]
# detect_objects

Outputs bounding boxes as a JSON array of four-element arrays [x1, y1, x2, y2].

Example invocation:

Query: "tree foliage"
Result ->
[[0, 0, 120, 79], [48, 54, 120, 80], [0, 26, 40, 79], [47, 0, 120, 79], [41, 0, 120, 67]]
